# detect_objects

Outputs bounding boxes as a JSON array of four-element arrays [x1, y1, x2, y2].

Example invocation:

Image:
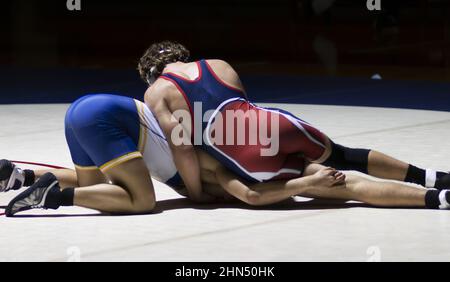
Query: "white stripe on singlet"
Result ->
[[204, 97, 302, 182], [135, 100, 178, 184]]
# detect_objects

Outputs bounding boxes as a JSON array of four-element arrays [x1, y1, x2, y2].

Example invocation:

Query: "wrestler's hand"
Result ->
[[311, 167, 346, 188]]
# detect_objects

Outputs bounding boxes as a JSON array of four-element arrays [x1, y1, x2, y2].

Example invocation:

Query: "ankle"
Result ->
[[23, 169, 35, 187], [425, 189, 450, 209], [45, 187, 74, 209]]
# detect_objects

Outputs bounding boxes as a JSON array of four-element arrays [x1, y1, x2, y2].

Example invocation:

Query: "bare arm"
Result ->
[[148, 96, 213, 203], [215, 165, 345, 206]]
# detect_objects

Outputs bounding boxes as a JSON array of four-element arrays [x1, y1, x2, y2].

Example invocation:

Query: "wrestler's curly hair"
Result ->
[[138, 41, 191, 85]]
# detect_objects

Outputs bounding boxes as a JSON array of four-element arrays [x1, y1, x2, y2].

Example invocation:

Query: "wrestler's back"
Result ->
[[165, 60, 245, 94], [146, 59, 329, 183], [145, 60, 246, 115]]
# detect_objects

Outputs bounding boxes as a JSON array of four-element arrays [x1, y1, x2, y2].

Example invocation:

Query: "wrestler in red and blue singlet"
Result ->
[[161, 59, 328, 183]]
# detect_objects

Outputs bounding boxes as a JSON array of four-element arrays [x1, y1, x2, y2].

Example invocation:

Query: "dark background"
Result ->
[[1, 0, 450, 109]]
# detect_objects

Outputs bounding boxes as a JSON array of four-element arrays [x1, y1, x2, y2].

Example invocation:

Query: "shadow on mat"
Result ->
[[152, 197, 373, 214], [7, 198, 374, 218], [11, 213, 108, 218]]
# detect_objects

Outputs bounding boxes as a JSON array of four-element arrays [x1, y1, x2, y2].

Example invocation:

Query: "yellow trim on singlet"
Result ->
[[74, 101, 148, 173], [99, 151, 143, 172], [74, 164, 99, 171]]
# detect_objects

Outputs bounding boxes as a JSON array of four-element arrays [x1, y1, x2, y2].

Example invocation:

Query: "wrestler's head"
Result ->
[[138, 41, 190, 85]]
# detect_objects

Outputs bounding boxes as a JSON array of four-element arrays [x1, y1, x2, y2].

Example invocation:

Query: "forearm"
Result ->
[[173, 147, 207, 202], [216, 166, 314, 206], [248, 176, 316, 205]]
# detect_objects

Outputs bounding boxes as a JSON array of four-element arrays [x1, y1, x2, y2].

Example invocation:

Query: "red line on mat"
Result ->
[[11, 160, 67, 170]]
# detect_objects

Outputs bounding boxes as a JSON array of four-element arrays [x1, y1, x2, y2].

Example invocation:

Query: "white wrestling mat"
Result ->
[[1, 103, 450, 262]]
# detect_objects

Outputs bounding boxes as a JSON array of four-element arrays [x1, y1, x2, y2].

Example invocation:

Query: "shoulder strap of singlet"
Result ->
[[160, 59, 245, 97], [200, 59, 245, 95], [159, 61, 202, 85]]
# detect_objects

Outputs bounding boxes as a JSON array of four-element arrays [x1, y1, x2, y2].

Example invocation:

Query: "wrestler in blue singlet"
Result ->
[[65, 94, 182, 187]]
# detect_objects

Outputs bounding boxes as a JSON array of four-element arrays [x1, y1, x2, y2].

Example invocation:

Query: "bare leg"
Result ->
[[196, 149, 428, 208], [74, 184, 137, 213], [321, 138, 411, 182], [75, 168, 108, 187], [34, 169, 78, 188], [326, 141, 450, 190], [34, 168, 108, 188], [73, 158, 156, 214], [367, 150, 409, 181], [301, 163, 426, 207], [324, 142, 448, 188]]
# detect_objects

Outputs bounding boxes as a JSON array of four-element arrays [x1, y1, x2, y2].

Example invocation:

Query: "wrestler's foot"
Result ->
[[6, 173, 61, 217], [425, 189, 450, 210], [0, 160, 26, 192]]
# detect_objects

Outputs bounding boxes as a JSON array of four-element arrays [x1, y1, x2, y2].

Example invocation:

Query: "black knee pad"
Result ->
[[323, 142, 370, 173]]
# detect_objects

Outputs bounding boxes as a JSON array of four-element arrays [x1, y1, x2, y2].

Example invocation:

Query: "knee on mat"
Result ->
[[130, 199, 156, 214]]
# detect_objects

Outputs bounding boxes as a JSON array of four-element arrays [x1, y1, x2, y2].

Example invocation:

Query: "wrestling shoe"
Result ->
[[6, 173, 61, 217], [425, 189, 450, 210], [0, 159, 25, 192]]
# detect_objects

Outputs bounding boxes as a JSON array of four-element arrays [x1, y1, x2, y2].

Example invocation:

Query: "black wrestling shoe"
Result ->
[[6, 173, 60, 217], [0, 159, 25, 192]]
